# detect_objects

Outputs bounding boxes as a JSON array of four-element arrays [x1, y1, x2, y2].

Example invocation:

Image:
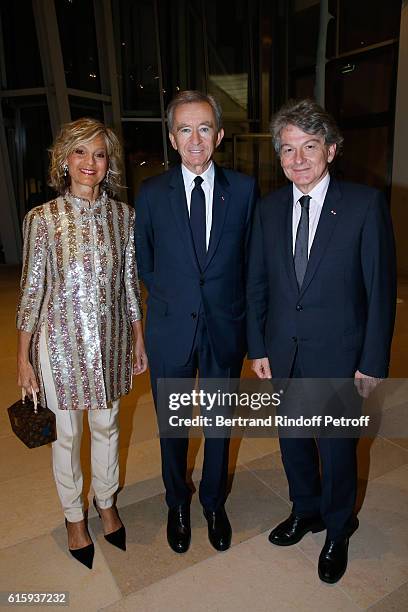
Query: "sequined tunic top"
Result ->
[[16, 193, 142, 410]]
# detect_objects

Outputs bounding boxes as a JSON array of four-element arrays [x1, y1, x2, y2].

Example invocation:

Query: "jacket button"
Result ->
[[199, 279, 204, 286], [292, 336, 298, 342], [296, 304, 303, 311], [191, 312, 197, 319]]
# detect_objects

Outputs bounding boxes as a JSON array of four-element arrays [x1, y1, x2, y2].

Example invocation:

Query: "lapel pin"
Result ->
[[221, 195, 225, 201], [330, 210, 337, 215]]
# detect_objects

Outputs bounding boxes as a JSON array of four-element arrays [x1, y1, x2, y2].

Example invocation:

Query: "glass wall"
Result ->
[[0, 0, 404, 263], [117, 0, 161, 116], [122, 121, 166, 190], [115, 0, 262, 200], [338, 0, 401, 53], [158, 0, 207, 101], [69, 97, 104, 121], [55, 0, 101, 93], [289, 0, 402, 194], [2, 97, 54, 220], [0, 0, 43, 89], [0, 0, 53, 229]]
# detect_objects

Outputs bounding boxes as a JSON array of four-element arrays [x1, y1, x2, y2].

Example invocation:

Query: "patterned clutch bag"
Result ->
[[8, 389, 57, 448]]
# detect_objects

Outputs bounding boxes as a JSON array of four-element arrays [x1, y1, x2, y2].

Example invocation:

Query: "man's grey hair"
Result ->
[[270, 98, 343, 157], [167, 90, 223, 133]]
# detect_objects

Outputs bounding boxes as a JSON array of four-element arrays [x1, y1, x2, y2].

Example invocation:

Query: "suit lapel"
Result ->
[[168, 165, 200, 272], [299, 178, 342, 296], [203, 164, 231, 271]]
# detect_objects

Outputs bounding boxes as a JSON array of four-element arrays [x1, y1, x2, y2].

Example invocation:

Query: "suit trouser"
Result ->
[[39, 330, 120, 522], [279, 354, 358, 541], [149, 315, 243, 511]]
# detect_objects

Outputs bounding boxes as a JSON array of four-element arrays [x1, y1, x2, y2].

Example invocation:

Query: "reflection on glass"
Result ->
[[122, 122, 165, 200], [2, 97, 53, 220], [233, 134, 279, 196], [0, 0, 43, 88], [205, 0, 254, 120], [216, 120, 252, 169], [117, 0, 259, 122], [117, 0, 161, 116], [55, 0, 101, 92], [157, 0, 258, 118]]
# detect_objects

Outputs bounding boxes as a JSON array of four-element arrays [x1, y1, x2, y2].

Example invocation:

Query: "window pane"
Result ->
[[290, 2, 320, 70], [214, 120, 256, 169], [339, 0, 402, 54], [335, 126, 390, 190], [206, 0, 255, 120], [2, 97, 53, 221], [69, 96, 104, 121], [158, 0, 259, 118], [116, 0, 161, 116], [55, 0, 101, 92], [158, 0, 206, 109], [122, 122, 165, 199], [290, 71, 315, 99], [0, 0, 43, 88], [326, 45, 398, 119], [233, 135, 278, 196]]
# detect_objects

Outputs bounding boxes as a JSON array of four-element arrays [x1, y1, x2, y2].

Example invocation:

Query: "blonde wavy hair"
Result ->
[[48, 117, 124, 196]]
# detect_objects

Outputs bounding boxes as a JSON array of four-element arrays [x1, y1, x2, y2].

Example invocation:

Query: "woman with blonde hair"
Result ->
[[17, 117, 147, 569]]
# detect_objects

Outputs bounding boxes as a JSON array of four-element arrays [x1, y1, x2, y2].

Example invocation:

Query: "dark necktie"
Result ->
[[189, 176, 206, 269], [294, 195, 311, 289]]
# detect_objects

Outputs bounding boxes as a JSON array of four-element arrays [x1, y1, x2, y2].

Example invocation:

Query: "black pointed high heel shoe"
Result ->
[[93, 497, 126, 551], [65, 519, 94, 569]]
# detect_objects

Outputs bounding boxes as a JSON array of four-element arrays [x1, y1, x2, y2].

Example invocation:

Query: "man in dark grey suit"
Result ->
[[247, 99, 396, 583]]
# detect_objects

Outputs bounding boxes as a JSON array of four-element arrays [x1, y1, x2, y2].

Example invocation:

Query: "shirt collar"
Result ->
[[292, 172, 330, 207], [181, 161, 215, 190], [65, 190, 108, 209]]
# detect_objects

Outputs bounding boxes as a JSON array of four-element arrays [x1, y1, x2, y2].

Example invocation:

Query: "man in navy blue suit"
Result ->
[[247, 99, 396, 583], [135, 91, 257, 554]]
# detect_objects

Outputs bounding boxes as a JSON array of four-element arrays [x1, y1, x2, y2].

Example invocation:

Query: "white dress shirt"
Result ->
[[292, 172, 331, 256], [182, 162, 215, 249]]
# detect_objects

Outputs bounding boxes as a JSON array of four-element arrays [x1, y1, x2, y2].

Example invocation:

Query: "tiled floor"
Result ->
[[0, 266, 407, 612]]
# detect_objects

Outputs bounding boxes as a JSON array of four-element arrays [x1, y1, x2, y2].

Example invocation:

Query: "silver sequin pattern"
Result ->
[[16, 193, 142, 410]]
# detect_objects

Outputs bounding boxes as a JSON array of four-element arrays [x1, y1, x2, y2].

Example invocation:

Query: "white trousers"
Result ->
[[39, 331, 120, 522]]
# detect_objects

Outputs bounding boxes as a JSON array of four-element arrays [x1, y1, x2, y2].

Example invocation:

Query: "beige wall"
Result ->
[[391, 0, 408, 277]]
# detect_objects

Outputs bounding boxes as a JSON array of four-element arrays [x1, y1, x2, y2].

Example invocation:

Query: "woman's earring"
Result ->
[[105, 168, 112, 183], [63, 163, 68, 177]]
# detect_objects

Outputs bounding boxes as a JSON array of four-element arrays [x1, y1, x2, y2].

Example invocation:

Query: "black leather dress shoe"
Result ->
[[167, 505, 191, 553], [268, 513, 325, 546], [203, 506, 232, 551], [318, 536, 349, 583]]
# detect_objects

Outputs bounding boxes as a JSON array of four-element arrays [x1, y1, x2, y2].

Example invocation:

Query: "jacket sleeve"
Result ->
[[246, 199, 269, 359], [358, 190, 397, 378], [124, 208, 143, 322], [134, 182, 154, 293], [16, 208, 49, 333]]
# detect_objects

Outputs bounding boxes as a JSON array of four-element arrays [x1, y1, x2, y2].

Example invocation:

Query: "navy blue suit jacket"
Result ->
[[135, 163, 258, 368], [246, 179, 397, 378]]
